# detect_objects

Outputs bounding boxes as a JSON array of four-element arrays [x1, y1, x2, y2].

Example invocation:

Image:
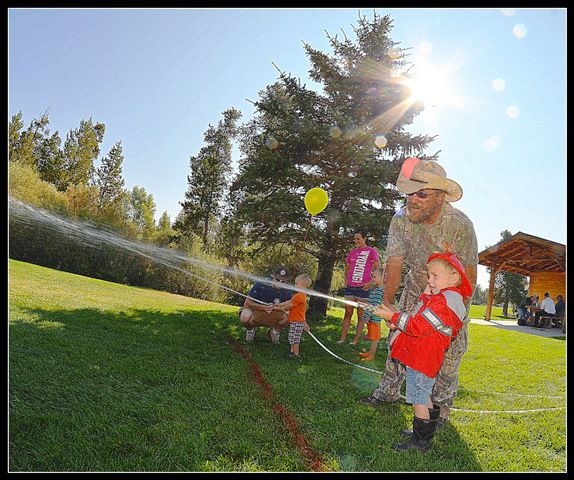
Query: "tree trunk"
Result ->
[[202, 214, 209, 248], [308, 252, 337, 317], [502, 281, 510, 317]]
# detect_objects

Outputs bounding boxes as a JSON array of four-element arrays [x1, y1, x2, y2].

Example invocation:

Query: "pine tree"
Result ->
[[94, 141, 125, 212], [9, 111, 52, 169], [494, 230, 529, 316], [230, 12, 436, 315], [176, 108, 241, 248]]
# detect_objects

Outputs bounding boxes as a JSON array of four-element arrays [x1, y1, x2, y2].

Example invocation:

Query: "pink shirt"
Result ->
[[345, 246, 380, 287]]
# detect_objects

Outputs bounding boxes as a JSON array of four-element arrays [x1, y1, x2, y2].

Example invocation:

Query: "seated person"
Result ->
[[517, 296, 532, 326], [534, 292, 556, 328], [555, 295, 565, 317], [553, 295, 565, 326]]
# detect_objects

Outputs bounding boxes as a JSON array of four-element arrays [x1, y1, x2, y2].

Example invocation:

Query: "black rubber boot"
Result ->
[[394, 416, 438, 452], [401, 407, 440, 437]]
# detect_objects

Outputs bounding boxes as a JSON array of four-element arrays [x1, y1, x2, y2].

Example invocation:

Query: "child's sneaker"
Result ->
[[268, 328, 280, 344], [245, 328, 255, 344]]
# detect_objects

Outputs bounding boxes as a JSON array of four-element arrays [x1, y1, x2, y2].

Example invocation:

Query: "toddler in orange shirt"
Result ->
[[282, 273, 313, 358]]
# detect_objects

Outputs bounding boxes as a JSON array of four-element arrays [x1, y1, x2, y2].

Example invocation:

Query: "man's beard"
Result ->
[[406, 206, 431, 224]]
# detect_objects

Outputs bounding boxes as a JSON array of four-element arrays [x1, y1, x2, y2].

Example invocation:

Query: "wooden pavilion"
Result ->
[[478, 231, 566, 329]]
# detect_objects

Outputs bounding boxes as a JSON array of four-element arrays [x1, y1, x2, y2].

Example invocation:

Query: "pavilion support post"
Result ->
[[485, 266, 497, 321]]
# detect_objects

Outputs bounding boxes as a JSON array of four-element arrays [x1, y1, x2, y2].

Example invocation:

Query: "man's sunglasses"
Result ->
[[405, 190, 439, 199]]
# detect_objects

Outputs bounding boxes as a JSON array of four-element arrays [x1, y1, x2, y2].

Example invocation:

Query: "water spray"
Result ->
[[9, 197, 373, 311]]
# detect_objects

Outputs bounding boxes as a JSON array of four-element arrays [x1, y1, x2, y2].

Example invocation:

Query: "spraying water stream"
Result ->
[[9, 197, 367, 310]]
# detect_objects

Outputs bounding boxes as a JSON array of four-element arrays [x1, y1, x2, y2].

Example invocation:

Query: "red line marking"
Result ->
[[228, 335, 327, 472]]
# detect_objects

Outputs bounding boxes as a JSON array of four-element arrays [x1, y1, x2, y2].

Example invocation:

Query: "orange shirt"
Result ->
[[288, 292, 307, 322]]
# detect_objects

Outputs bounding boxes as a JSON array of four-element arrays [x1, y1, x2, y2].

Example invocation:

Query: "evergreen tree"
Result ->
[[153, 211, 178, 247], [9, 111, 51, 168], [493, 230, 529, 316], [176, 108, 241, 248], [36, 130, 66, 189], [8, 112, 25, 162], [471, 284, 488, 305], [62, 118, 105, 189], [230, 12, 435, 314], [93, 141, 126, 212]]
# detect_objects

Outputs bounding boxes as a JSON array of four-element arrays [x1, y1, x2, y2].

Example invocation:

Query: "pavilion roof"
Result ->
[[478, 231, 566, 276]]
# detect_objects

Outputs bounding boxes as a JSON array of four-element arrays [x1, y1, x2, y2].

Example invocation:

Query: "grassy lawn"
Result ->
[[468, 304, 515, 321], [9, 259, 566, 472]]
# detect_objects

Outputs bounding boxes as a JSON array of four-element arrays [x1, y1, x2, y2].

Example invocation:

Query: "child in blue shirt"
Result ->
[[358, 266, 385, 361]]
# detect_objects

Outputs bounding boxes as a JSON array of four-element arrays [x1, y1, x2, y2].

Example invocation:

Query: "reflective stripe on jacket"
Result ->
[[389, 287, 465, 378]]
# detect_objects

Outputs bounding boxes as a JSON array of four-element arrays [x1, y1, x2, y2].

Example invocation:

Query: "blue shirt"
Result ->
[[247, 280, 293, 305], [362, 285, 385, 323]]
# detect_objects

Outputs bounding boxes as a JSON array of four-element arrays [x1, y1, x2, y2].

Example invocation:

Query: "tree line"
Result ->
[[11, 13, 523, 315]]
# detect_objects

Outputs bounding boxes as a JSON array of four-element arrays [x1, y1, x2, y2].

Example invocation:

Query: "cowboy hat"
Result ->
[[396, 157, 463, 202]]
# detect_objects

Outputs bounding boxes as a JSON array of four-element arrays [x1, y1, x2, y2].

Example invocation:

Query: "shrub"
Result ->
[[9, 162, 69, 214]]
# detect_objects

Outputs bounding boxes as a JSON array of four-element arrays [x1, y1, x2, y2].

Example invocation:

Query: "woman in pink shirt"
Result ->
[[337, 230, 381, 345]]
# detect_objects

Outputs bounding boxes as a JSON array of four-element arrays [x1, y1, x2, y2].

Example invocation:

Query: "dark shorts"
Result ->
[[344, 285, 370, 300]]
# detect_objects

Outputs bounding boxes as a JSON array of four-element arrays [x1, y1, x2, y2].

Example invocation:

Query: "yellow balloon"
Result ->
[[304, 187, 329, 216]]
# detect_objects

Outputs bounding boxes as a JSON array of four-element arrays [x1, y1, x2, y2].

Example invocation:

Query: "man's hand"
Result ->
[[303, 322, 310, 333]]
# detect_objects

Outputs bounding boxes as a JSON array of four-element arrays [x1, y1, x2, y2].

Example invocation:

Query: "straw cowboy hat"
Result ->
[[396, 157, 463, 202]]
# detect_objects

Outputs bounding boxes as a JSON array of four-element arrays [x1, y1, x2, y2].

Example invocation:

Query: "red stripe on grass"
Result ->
[[228, 336, 327, 472]]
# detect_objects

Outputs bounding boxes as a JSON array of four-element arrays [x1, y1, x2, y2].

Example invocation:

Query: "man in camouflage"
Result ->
[[360, 157, 478, 428]]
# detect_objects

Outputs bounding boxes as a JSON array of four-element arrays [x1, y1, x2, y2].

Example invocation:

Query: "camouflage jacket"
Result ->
[[384, 202, 478, 312]]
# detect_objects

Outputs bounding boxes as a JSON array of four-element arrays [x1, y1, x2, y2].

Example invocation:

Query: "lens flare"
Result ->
[[492, 78, 506, 91], [374, 135, 388, 149], [484, 135, 501, 152], [265, 136, 279, 150], [329, 126, 342, 138], [506, 105, 520, 119], [513, 24, 527, 39]]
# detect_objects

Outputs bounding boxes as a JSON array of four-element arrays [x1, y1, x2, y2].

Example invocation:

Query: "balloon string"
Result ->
[[302, 216, 313, 243]]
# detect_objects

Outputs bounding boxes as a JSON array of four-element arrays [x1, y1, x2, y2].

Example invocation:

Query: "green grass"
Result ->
[[468, 304, 514, 320], [9, 259, 566, 472]]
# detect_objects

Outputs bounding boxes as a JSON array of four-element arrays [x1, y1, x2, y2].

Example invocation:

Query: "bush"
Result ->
[[9, 162, 69, 214]]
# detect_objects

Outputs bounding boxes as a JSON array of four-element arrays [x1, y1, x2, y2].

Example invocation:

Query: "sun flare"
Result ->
[[405, 63, 457, 108]]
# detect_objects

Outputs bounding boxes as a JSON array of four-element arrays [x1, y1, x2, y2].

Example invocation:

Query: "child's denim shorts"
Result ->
[[405, 367, 436, 405]]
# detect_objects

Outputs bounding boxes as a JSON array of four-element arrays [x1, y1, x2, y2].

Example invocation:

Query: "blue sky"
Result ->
[[8, 8, 566, 288]]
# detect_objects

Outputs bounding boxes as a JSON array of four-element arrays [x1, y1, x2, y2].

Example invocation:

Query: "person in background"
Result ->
[[554, 295, 565, 328], [555, 295, 565, 318], [357, 265, 386, 362], [533, 295, 541, 308], [359, 157, 478, 430], [517, 295, 532, 326], [534, 292, 556, 328], [337, 229, 381, 345], [239, 266, 293, 344]]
